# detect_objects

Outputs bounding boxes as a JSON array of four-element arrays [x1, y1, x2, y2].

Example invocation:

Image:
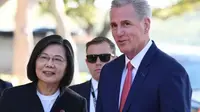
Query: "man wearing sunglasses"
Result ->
[[70, 37, 116, 112]]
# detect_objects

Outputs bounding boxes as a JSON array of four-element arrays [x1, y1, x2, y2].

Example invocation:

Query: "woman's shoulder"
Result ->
[[62, 87, 86, 102], [63, 87, 85, 99], [55, 87, 87, 111]]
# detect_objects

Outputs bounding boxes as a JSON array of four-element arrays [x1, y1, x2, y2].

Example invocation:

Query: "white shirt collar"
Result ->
[[37, 89, 60, 100], [91, 78, 98, 91], [125, 40, 152, 69]]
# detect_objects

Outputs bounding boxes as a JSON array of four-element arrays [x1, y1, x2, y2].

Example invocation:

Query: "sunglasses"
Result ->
[[86, 53, 113, 63]]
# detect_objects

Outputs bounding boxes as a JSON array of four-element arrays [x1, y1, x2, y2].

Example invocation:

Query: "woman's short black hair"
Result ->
[[27, 34, 74, 87]]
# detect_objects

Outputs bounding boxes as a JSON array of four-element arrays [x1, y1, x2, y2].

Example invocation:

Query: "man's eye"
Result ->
[[111, 24, 117, 28], [124, 22, 130, 26]]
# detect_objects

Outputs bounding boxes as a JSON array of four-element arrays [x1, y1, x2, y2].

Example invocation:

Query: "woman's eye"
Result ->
[[40, 56, 48, 59], [54, 58, 62, 62]]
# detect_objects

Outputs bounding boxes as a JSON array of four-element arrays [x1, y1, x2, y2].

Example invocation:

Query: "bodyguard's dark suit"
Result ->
[[96, 42, 192, 112], [0, 82, 87, 112], [69, 81, 91, 112]]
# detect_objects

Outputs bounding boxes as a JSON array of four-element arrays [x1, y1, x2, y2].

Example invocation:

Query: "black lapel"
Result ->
[[27, 82, 44, 112], [82, 80, 91, 111], [50, 88, 83, 112]]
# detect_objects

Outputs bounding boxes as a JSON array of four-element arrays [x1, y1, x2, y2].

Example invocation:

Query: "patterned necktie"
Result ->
[[120, 61, 133, 112]]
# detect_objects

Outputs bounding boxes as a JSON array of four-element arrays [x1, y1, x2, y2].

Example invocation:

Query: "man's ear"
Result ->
[[144, 17, 151, 34]]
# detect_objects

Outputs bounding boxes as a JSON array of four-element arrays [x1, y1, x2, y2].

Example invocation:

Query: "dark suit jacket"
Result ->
[[96, 42, 192, 112], [0, 82, 87, 112], [0, 79, 12, 95], [69, 80, 91, 112]]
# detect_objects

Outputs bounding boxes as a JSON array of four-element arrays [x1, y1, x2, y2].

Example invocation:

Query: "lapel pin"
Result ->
[[60, 110, 65, 112]]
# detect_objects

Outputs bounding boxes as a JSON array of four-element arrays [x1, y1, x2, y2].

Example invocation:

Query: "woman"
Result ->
[[0, 35, 87, 112]]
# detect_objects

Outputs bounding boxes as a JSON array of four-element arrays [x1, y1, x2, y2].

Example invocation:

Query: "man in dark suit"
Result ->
[[96, 0, 192, 112], [0, 79, 12, 95], [70, 37, 116, 112]]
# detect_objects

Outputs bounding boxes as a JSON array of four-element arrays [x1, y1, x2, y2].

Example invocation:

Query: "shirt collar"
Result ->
[[91, 78, 98, 91], [125, 40, 152, 69]]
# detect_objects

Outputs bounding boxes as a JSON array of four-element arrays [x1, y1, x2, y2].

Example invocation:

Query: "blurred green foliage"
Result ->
[[153, 0, 200, 20], [37, 0, 200, 37], [65, 3, 96, 26], [38, 0, 97, 31]]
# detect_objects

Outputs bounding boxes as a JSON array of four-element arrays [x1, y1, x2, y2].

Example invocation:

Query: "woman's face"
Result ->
[[35, 44, 67, 85]]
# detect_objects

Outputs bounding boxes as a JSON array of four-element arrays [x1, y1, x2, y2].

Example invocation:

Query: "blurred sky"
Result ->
[[94, 0, 179, 10]]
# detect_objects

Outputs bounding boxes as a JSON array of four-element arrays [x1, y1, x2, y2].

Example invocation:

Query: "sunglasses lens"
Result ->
[[87, 55, 97, 63], [99, 54, 111, 62]]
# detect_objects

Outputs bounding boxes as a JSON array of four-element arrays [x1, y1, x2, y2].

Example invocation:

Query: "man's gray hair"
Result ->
[[111, 0, 152, 20]]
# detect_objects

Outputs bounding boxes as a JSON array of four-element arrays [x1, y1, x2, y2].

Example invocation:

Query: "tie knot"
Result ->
[[127, 61, 133, 70]]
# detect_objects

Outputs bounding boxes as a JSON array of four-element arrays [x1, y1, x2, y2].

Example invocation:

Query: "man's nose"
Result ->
[[95, 57, 102, 64], [116, 27, 124, 36]]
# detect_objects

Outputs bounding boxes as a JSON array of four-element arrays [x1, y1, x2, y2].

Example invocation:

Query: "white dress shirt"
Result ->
[[37, 89, 60, 112], [90, 78, 98, 112], [118, 40, 152, 106]]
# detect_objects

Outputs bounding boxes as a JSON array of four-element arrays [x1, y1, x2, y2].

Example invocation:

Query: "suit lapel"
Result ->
[[51, 87, 72, 112], [111, 55, 126, 112], [28, 82, 44, 112], [84, 81, 91, 112], [123, 42, 158, 112], [71, 81, 91, 111]]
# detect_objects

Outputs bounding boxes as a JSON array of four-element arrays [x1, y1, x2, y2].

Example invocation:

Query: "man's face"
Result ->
[[110, 4, 150, 59], [86, 42, 115, 81]]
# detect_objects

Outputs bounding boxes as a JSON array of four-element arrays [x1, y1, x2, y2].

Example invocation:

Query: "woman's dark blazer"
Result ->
[[0, 82, 87, 112], [0, 79, 13, 95]]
